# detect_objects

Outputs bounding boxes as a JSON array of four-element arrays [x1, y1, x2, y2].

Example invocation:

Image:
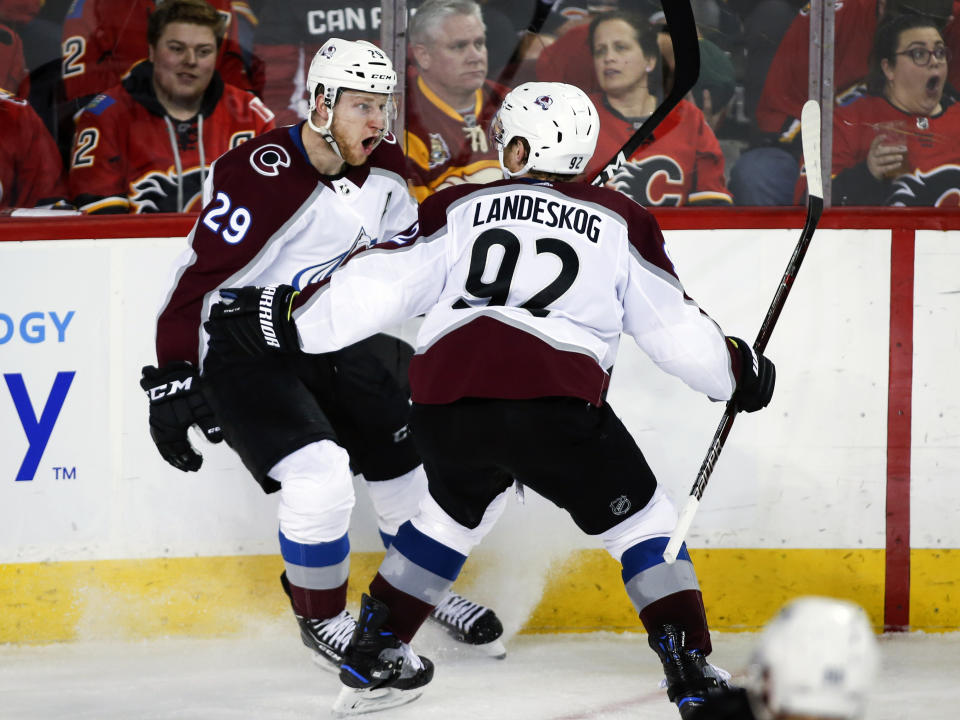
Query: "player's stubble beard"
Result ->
[[329, 115, 371, 168]]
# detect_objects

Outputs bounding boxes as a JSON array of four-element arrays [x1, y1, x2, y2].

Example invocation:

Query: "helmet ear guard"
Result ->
[[489, 82, 599, 178]]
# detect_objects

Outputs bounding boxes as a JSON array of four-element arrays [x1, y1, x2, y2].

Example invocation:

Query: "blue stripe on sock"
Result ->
[[391, 521, 467, 581], [379, 530, 395, 549], [621, 537, 691, 583], [278, 530, 350, 567]]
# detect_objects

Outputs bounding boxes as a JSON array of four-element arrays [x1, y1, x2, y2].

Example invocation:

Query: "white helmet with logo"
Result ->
[[489, 81, 598, 178], [748, 596, 879, 720], [305, 38, 398, 156]]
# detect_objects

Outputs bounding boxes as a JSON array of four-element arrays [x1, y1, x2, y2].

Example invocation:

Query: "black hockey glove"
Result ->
[[140, 362, 223, 472], [204, 284, 300, 362], [727, 336, 775, 413]]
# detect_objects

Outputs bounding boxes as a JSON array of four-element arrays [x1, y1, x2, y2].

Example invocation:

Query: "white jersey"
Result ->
[[295, 177, 736, 406], [155, 124, 417, 368]]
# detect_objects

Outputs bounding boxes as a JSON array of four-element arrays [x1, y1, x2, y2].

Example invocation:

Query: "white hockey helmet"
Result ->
[[489, 81, 599, 178], [306, 38, 397, 110], [748, 597, 879, 720], [305, 38, 397, 154]]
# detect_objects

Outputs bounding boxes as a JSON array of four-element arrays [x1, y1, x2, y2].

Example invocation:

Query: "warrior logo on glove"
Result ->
[[205, 284, 301, 361]]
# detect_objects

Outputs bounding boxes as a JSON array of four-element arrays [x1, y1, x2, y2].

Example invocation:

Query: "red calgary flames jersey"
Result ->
[[585, 97, 732, 207], [0, 90, 68, 209], [68, 63, 274, 213], [829, 93, 960, 206], [404, 75, 508, 202], [756, 0, 960, 141], [60, 0, 260, 101]]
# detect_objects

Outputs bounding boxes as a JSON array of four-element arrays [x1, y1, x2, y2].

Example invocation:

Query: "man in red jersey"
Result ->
[[60, 0, 260, 103], [204, 81, 777, 719], [404, 0, 508, 200], [67, 0, 274, 213]]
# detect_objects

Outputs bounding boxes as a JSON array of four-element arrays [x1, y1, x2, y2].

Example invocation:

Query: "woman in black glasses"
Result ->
[[830, 12, 960, 205]]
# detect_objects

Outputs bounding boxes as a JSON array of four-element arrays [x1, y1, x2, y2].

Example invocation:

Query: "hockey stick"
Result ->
[[589, 0, 700, 186], [662, 100, 823, 564]]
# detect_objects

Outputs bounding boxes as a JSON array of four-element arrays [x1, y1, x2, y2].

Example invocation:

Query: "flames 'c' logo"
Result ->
[[249, 144, 292, 177], [534, 95, 553, 110]]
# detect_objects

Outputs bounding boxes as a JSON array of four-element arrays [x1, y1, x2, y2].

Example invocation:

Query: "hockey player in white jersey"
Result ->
[[203, 81, 777, 718], [138, 38, 505, 705]]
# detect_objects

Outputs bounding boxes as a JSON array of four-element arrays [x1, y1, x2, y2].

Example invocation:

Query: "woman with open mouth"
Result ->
[[828, 12, 960, 206]]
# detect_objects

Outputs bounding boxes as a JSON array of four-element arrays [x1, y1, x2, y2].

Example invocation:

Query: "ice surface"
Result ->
[[1, 623, 957, 719]]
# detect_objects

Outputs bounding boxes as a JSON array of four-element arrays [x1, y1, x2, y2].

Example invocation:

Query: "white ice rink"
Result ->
[[2, 623, 957, 720]]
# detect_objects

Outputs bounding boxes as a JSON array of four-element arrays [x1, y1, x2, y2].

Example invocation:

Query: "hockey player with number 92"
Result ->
[[204, 81, 778, 717], [139, 37, 506, 688]]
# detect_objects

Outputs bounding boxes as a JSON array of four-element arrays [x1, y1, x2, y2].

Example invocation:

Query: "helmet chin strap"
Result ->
[[308, 107, 344, 160]]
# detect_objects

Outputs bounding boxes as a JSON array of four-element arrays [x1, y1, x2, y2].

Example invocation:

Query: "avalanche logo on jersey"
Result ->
[[250, 143, 292, 177], [130, 167, 206, 212], [610, 156, 685, 206], [887, 166, 960, 207], [291, 226, 376, 289]]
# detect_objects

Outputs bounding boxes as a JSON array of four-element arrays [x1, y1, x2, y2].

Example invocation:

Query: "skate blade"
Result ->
[[331, 685, 424, 717], [309, 651, 339, 674], [477, 638, 507, 659]]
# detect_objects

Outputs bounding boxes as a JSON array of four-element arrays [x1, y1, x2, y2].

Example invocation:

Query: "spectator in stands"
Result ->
[[533, 0, 623, 93], [67, 0, 275, 214], [829, 13, 960, 206], [0, 19, 25, 94], [730, 0, 957, 206], [0, 88, 69, 210], [583, 10, 733, 206], [648, 11, 737, 135], [0, 0, 39, 99], [60, 0, 261, 107], [404, 0, 508, 200]]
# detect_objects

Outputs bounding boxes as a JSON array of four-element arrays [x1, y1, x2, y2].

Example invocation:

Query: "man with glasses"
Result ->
[[140, 37, 504, 685]]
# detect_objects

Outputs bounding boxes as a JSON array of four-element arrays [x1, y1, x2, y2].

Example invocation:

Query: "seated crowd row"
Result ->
[[3, 0, 960, 212]]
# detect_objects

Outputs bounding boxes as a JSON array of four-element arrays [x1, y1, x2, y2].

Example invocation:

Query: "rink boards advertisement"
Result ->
[[1, 217, 958, 641]]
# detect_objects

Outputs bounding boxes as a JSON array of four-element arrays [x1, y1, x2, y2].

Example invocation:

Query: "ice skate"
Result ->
[[280, 572, 356, 672], [332, 593, 434, 717], [428, 591, 506, 658], [649, 624, 730, 719]]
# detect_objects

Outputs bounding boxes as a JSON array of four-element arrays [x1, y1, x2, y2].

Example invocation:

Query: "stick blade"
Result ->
[[800, 100, 823, 200]]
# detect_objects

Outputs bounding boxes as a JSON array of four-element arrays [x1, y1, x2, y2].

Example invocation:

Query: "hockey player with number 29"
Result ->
[[138, 37, 505, 692], [204, 81, 777, 717]]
